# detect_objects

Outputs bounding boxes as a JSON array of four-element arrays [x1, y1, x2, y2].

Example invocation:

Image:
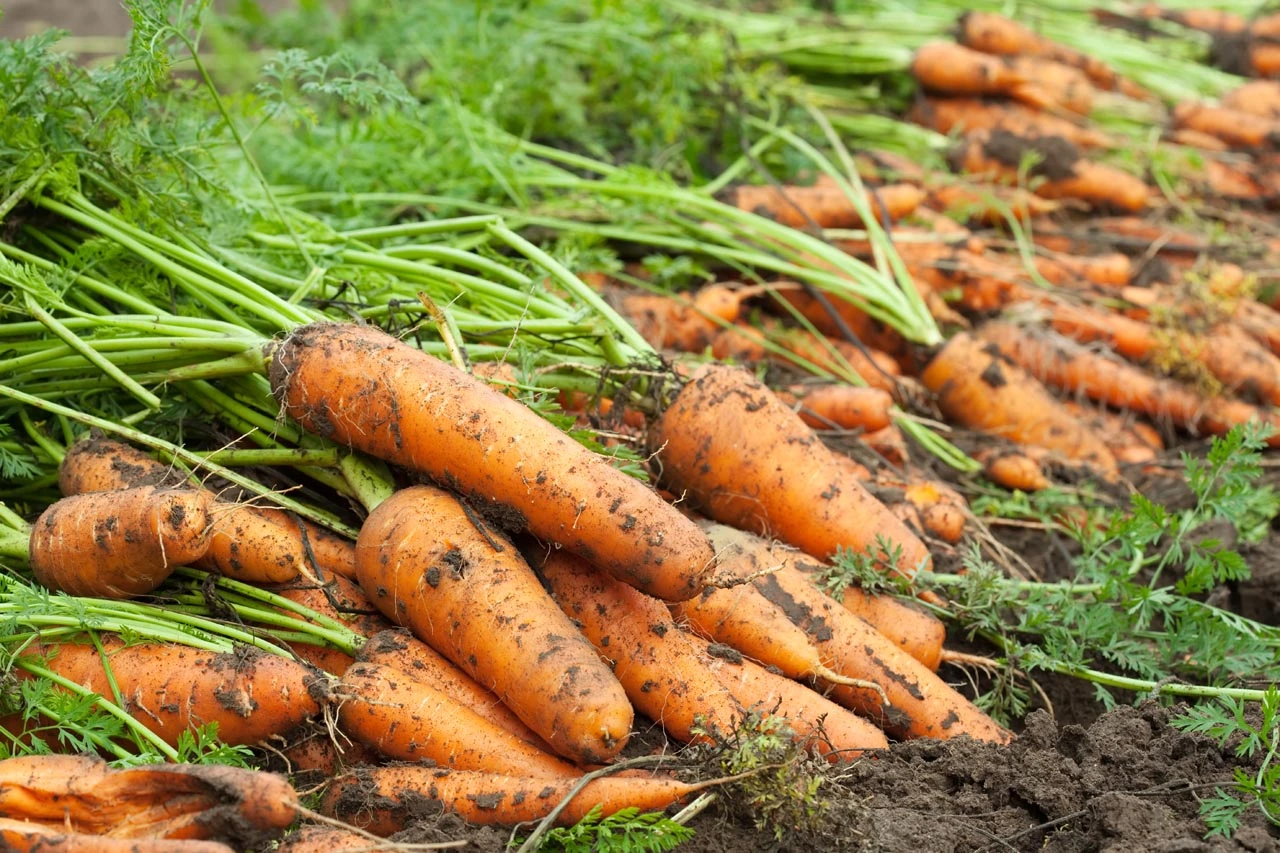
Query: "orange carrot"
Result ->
[[271, 322, 715, 602], [1134, 5, 1247, 33], [910, 42, 1062, 112], [770, 283, 908, 357], [356, 627, 545, 747], [728, 182, 925, 229], [696, 520, 947, 671], [1173, 101, 1280, 149], [354, 484, 633, 764], [614, 289, 729, 353], [337, 662, 579, 777], [648, 363, 933, 584], [919, 330, 1119, 474], [956, 10, 1126, 92], [975, 321, 1280, 444], [57, 437, 357, 584], [0, 824, 234, 853], [269, 574, 392, 675], [975, 447, 1053, 491], [1032, 253, 1132, 289], [17, 638, 328, 747], [321, 766, 713, 835], [277, 724, 379, 776], [776, 384, 894, 432], [928, 182, 1062, 225], [908, 96, 1114, 149], [1059, 399, 1163, 463], [29, 486, 213, 599], [952, 129, 1151, 212], [1004, 56, 1096, 116], [273, 827, 371, 853]]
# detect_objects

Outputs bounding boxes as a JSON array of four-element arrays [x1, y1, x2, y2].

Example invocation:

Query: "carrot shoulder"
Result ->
[[270, 321, 714, 601], [354, 484, 633, 764]]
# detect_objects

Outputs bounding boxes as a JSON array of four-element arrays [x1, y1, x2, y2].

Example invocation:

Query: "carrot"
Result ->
[[273, 826, 372, 853], [29, 485, 214, 599], [270, 574, 392, 675], [975, 447, 1053, 491], [0, 754, 297, 846], [974, 321, 1280, 444], [910, 42, 1062, 113], [908, 96, 1113, 150], [321, 766, 715, 835], [1031, 253, 1132, 289], [769, 284, 908, 357], [1058, 400, 1163, 463], [700, 523, 1008, 742], [0, 824, 234, 853], [354, 484, 633, 764], [1004, 56, 1096, 116], [1172, 102, 1280, 150], [1135, 5, 1247, 34], [697, 520, 945, 671], [356, 627, 545, 747], [956, 10, 1126, 93], [535, 549, 745, 745], [952, 129, 1151, 212], [776, 384, 894, 433], [902, 479, 968, 545], [16, 637, 328, 747], [919, 330, 1119, 474], [270, 322, 714, 602], [728, 182, 925, 229], [648, 363, 933, 584], [277, 724, 379, 776], [337, 661, 579, 777], [613, 288, 733, 353], [1250, 41, 1280, 79], [58, 437, 357, 584], [927, 182, 1061, 225], [712, 318, 904, 393]]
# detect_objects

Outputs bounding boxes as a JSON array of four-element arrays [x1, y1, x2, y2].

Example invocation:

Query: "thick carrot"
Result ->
[[702, 524, 1008, 742], [777, 384, 894, 432], [952, 129, 1151, 212], [648, 363, 933, 583], [356, 627, 545, 747], [1172, 102, 1280, 149], [270, 322, 714, 602], [956, 10, 1124, 92], [322, 766, 712, 835], [354, 484, 633, 764], [17, 638, 328, 747], [536, 549, 745, 745], [337, 662, 579, 777], [0, 824, 234, 853], [908, 96, 1114, 150], [698, 521, 946, 671], [975, 321, 1280, 444], [728, 182, 924, 229], [919, 330, 1119, 474], [58, 437, 357, 584], [910, 42, 1060, 112], [29, 485, 213, 599], [0, 754, 297, 846]]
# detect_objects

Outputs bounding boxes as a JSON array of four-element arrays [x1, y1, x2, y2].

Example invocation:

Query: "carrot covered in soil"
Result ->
[[354, 484, 633, 764], [975, 321, 1280, 444], [727, 182, 925, 229], [918, 330, 1119, 475], [58, 436, 357, 584], [356, 627, 545, 747], [29, 486, 214, 599], [647, 363, 932, 583], [0, 754, 297, 846], [270, 321, 714, 602], [0, 824, 234, 853], [15, 638, 329, 747], [951, 129, 1151, 212], [699, 523, 1009, 743], [336, 661, 579, 777], [321, 765, 718, 835]]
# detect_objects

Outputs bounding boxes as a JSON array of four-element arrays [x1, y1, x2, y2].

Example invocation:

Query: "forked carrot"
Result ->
[[270, 322, 715, 602], [354, 484, 633, 764]]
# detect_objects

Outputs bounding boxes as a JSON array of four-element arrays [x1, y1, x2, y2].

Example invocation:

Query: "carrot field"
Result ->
[[0, 0, 1278, 850]]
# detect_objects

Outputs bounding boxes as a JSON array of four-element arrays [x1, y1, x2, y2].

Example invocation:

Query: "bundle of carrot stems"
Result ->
[[3, 0, 1280, 848]]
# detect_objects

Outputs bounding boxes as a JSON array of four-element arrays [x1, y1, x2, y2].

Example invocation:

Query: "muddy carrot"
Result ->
[[648, 363, 933, 584], [354, 484, 633, 764], [0, 824, 235, 853], [271, 322, 715, 602], [1172, 102, 1280, 149], [269, 574, 392, 675]]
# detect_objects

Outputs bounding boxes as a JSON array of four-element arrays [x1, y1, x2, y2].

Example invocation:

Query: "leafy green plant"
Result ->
[[516, 804, 695, 853], [1172, 687, 1280, 838]]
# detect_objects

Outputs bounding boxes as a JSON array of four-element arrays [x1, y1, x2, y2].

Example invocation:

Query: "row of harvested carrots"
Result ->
[[5, 321, 1018, 849]]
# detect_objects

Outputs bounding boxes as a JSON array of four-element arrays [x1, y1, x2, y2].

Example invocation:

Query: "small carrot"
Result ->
[[337, 661, 579, 777], [648, 363, 934, 584], [273, 827, 371, 853], [321, 766, 718, 835], [1173, 101, 1280, 150], [910, 42, 1061, 112], [271, 322, 715, 602], [613, 288, 733, 353], [919, 330, 1119, 474], [17, 638, 329, 747], [952, 129, 1151, 212], [776, 383, 895, 433], [728, 182, 925, 229], [29, 485, 213, 599], [356, 627, 545, 747], [975, 321, 1280, 444], [975, 447, 1053, 491], [354, 484, 633, 764], [277, 724, 379, 776]]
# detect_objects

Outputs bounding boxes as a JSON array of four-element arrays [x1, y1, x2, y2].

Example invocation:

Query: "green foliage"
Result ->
[[519, 804, 695, 853]]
